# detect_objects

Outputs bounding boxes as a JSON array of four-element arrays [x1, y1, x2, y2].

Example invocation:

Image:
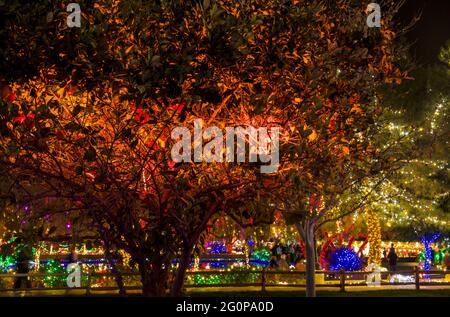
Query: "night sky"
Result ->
[[396, 0, 450, 65]]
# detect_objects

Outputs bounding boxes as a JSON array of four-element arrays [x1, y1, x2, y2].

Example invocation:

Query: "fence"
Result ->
[[184, 268, 450, 291], [0, 268, 449, 295]]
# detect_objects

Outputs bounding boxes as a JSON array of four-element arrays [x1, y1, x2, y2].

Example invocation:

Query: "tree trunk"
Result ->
[[103, 246, 126, 296], [297, 220, 316, 297], [109, 258, 127, 296], [138, 260, 168, 296], [171, 245, 193, 296]]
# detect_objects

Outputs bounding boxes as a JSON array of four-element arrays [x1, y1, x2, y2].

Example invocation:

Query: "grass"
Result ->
[[189, 289, 450, 297], [317, 289, 450, 297]]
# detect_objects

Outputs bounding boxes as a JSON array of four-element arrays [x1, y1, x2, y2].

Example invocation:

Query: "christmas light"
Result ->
[[329, 247, 363, 272], [367, 211, 382, 265], [421, 233, 440, 271]]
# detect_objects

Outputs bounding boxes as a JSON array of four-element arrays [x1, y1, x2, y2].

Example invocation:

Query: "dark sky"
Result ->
[[396, 0, 450, 65]]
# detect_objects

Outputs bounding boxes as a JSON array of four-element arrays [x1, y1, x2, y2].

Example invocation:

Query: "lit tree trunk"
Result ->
[[367, 210, 381, 265], [297, 220, 316, 297]]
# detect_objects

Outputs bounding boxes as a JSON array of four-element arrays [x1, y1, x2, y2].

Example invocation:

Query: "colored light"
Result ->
[[329, 247, 363, 272]]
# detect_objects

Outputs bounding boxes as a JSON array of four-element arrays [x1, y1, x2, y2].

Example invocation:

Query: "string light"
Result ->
[[328, 247, 363, 272], [367, 211, 382, 265], [421, 233, 440, 271]]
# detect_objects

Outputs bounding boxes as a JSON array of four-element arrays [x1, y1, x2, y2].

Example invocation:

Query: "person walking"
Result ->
[[387, 243, 398, 273]]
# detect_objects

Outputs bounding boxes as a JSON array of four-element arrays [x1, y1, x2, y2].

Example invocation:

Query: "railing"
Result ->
[[0, 267, 449, 295], [184, 267, 450, 292], [0, 271, 142, 295]]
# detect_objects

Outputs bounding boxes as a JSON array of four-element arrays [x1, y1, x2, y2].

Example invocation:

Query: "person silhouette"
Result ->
[[387, 243, 398, 273]]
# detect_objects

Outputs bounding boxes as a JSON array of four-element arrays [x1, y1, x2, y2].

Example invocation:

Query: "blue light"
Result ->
[[421, 233, 440, 271], [329, 247, 363, 272], [210, 242, 227, 254]]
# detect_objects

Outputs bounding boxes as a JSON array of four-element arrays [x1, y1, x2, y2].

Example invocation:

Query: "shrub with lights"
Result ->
[[186, 269, 261, 286], [0, 255, 15, 273], [42, 259, 65, 288], [328, 247, 363, 272], [250, 248, 271, 263], [320, 227, 367, 271], [209, 241, 227, 254]]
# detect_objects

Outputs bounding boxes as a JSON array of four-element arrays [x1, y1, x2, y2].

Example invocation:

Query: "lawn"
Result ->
[[189, 289, 450, 297]]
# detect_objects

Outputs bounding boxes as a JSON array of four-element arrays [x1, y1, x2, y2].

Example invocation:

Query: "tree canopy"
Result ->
[[0, 0, 417, 297]]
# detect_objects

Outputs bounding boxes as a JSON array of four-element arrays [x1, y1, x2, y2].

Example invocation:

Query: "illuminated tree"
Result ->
[[0, 0, 277, 296], [367, 44, 450, 242], [270, 1, 408, 296], [366, 210, 381, 265], [0, 0, 409, 297]]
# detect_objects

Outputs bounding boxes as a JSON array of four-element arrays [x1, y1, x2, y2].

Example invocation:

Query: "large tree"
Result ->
[[0, 0, 408, 297], [369, 44, 450, 241], [0, 0, 276, 296], [268, 0, 408, 297]]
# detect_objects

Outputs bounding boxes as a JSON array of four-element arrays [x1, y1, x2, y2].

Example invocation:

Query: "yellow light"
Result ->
[[367, 210, 381, 266]]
